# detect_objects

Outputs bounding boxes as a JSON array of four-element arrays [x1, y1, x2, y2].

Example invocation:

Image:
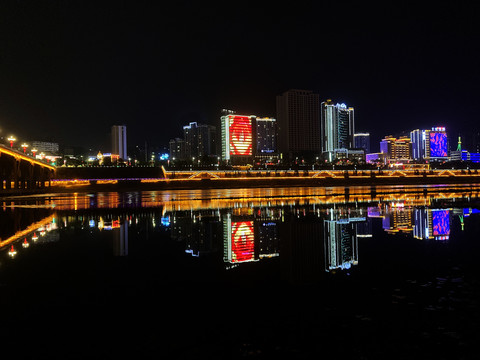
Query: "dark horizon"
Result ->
[[1, 1, 479, 153]]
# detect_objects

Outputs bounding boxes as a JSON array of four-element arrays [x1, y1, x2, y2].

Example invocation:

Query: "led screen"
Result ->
[[432, 210, 450, 236], [429, 132, 448, 157], [229, 116, 252, 156], [231, 221, 255, 263]]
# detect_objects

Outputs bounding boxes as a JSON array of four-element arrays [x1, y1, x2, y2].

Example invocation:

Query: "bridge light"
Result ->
[[31, 148, 38, 157], [21, 143, 28, 153], [8, 136, 16, 148]]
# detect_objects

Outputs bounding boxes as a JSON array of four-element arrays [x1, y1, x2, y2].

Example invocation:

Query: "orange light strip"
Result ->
[[0, 146, 56, 170], [0, 214, 56, 250]]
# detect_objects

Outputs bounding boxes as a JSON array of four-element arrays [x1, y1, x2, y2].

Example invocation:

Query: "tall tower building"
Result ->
[[220, 109, 255, 165], [276, 89, 321, 161], [255, 117, 277, 159], [183, 122, 217, 159], [320, 100, 355, 161], [111, 125, 127, 160]]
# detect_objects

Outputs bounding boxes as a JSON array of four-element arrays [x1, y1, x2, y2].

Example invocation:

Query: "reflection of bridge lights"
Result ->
[[8, 245, 17, 257], [22, 238, 29, 248], [32, 232, 38, 241]]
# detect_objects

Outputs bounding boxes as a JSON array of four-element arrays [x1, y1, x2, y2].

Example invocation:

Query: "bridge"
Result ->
[[0, 144, 56, 194]]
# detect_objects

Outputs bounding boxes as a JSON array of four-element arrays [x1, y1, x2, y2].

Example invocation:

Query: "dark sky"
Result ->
[[1, 0, 479, 152]]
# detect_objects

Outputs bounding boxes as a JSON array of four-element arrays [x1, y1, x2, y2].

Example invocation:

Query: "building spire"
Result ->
[[456, 136, 462, 152]]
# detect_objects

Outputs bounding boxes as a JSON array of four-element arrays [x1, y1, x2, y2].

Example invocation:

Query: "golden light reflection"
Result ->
[[16, 185, 480, 213], [0, 214, 56, 250]]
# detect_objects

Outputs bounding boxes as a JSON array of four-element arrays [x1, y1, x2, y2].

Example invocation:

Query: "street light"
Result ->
[[7, 136, 16, 148], [21, 143, 28, 153], [31, 148, 38, 157]]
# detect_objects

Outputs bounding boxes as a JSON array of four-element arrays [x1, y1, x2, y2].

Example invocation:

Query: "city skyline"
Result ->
[[1, 2, 479, 151]]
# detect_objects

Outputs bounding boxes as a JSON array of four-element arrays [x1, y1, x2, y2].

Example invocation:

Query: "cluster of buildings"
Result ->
[[168, 89, 480, 167]]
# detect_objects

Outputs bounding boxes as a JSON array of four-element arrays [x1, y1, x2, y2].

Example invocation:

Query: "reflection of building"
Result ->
[[321, 100, 355, 161], [113, 221, 128, 256], [324, 212, 363, 272], [276, 89, 321, 161], [221, 110, 255, 165], [432, 209, 450, 240], [223, 214, 257, 266], [413, 208, 433, 240], [256, 221, 280, 259], [382, 205, 413, 234], [111, 125, 127, 160]]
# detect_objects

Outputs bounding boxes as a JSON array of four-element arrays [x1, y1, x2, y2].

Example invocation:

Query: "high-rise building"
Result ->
[[169, 138, 186, 161], [276, 89, 321, 161], [410, 127, 448, 161], [354, 132, 370, 154], [320, 100, 355, 161], [380, 135, 412, 162], [255, 117, 277, 160], [183, 122, 217, 159], [111, 125, 127, 160], [220, 109, 255, 165]]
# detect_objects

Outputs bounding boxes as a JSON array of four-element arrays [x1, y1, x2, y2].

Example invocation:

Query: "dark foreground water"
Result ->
[[1, 186, 480, 359]]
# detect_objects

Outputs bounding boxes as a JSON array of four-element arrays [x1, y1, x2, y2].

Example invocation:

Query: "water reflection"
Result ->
[[1, 186, 480, 282]]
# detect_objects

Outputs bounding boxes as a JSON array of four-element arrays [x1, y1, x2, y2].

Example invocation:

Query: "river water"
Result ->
[[1, 186, 479, 359]]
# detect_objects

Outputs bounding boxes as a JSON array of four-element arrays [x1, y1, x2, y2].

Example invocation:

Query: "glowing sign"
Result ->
[[432, 210, 450, 236], [231, 221, 255, 263], [229, 116, 252, 156], [429, 132, 448, 157]]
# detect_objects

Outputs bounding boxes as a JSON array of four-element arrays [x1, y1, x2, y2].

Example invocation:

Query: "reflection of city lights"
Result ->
[[22, 238, 29, 248], [32, 232, 38, 241]]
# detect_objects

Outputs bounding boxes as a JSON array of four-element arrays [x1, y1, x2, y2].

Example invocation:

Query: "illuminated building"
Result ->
[[223, 213, 257, 267], [432, 209, 450, 240], [169, 138, 186, 161], [111, 125, 127, 160], [324, 217, 359, 272], [30, 141, 59, 154], [183, 122, 217, 159], [321, 100, 355, 161], [354, 132, 370, 154], [410, 127, 448, 161], [380, 136, 412, 163], [413, 208, 433, 240], [382, 205, 413, 234], [427, 127, 449, 161], [255, 117, 277, 161], [256, 220, 280, 259], [220, 109, 255, 165], [276, 89, 321, 161]]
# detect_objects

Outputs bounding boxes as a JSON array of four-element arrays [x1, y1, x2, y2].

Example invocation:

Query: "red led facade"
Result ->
[[229, 116, 253, 156], [231, 221, 255, 263]]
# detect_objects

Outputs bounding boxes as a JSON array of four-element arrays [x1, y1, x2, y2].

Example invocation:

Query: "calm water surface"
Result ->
[[1, 186, 480, 359]]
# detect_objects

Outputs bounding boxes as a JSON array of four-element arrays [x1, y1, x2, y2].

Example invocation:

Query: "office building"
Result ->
[[111, 125, 127, 160], [276, 89, 321, 161], [321, 100, 355, 161], [183, 122, 217, 159], [220, 109, 255, 165], [255, 117, 277, 161], [169, 138, 186, 161], [354, 132, 370, 154], [410, 127, 448, 161], [380, 135, 412, 162], [30, 141, 59, 154]]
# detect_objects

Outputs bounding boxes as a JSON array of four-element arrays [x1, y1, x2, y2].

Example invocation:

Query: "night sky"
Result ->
[[1, 1, 479, 152]]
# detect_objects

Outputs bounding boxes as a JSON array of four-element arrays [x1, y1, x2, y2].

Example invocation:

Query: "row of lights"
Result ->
[[6, 136, 38, 156]]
